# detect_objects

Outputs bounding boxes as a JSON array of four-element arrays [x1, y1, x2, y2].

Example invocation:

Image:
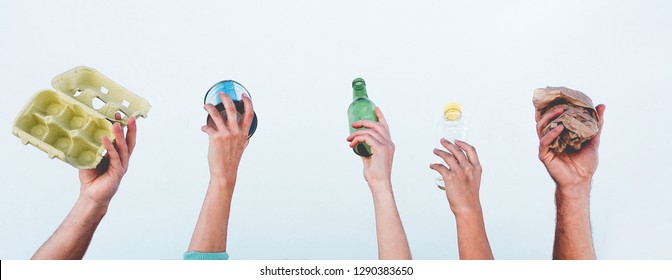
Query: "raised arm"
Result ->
[[186, 93, 253, 259], [430, 140, 493, 260], [32, 114, 137, 259], [535, 104, 605, 260], [346, 107, 411, 260]]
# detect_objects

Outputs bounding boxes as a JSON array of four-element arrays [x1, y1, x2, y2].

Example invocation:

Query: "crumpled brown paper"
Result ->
[[533, 86, 599, 153]]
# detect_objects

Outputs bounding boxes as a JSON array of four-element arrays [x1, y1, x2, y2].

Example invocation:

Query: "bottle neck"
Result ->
[[353, 88, 368, 99]]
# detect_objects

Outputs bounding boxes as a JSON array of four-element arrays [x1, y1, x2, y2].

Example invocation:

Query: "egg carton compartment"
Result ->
[[13, 89, 115, 168], [30, 90, 65, 116], [52, 66, 151, 125], [79, 118, 113, 147], [56, 106, 88, 130], [68, 137, 104, 168], [14, 113, 49, 141], [12, 66, 150, 169], [42, 123, 72, 156]]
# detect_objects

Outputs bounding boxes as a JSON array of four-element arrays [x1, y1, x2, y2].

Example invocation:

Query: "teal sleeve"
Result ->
[[183, 251, 229, 260]]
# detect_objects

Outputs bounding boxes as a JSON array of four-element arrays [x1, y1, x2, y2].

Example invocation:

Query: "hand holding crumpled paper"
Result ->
[[533, 87, 600, 153]]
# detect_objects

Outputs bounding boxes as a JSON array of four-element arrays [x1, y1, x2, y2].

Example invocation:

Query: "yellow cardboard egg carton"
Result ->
[[12, 66, 151, 169]]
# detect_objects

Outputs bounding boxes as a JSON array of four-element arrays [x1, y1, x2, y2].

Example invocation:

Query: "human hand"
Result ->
[[430, 140, 483, 216], [536, 104, 606, 195], [78, 113, 137, 210], [202, 92, 254, 186], [346, 107, 394, 192]]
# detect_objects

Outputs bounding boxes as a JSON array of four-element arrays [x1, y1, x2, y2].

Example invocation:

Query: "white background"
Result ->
[[1, 0, 670, 260]]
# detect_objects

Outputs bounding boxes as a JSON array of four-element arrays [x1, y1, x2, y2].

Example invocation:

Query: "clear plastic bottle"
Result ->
[[435, 102, 467, 190]]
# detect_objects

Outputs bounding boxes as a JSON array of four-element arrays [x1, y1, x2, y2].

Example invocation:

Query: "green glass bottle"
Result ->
[[348, 78, 378, 157]]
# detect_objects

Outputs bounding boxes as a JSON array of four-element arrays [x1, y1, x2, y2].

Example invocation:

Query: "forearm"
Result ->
[[31, 197, 107, 260], [454, 209, 494, 260], [553, 184, 595, 260], [188, 177, 235, 252], [370, 184, 411, 260]]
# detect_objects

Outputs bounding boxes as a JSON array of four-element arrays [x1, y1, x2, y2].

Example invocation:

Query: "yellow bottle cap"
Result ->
[[443, 102, 463, 120]]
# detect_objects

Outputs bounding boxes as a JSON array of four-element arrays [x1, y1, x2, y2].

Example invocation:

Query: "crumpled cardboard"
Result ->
[[533, 86, 599, 153]]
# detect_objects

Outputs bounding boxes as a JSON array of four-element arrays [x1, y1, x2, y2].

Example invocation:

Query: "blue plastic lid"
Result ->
[[204, 80, 250, 105]]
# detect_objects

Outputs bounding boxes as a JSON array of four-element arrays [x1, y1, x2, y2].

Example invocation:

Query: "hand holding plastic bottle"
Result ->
[[430, 139, 483, 215], [347, 107, 394, 190], [430, 139, 493, 260]]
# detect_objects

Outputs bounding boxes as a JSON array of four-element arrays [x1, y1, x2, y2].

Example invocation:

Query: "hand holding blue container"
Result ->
[[203, 80, 258, 137]]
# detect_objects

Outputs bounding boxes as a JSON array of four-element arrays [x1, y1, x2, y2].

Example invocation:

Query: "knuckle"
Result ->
[[474, 164, 483, 172], [214, 132, 231, 141]]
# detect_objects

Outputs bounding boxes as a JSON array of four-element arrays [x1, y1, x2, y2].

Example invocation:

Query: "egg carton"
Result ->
[[12, 66, 151, 169]]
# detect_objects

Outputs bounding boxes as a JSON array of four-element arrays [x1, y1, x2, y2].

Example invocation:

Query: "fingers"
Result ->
[[115, 112, 122, 120], [440, 139, 469, 167], [433, 148, 461, 171], [455, 140, 481, 167], [125, 117, 137, 156], [102, 135, 122, 172], [351, 119, 391, 142], [205, 93, 250, 135], [112, 122, 129, 169], [347, 129, 385, 147], [590, 104, 606, 146], [204, 103, 226, 131], [241, 94, 254, 133], [536, 106, 564, 138], [201, 124, 216, 135], [219, 92, 239, 129], [429, 163, 451, 180], [374, 107, 390, 130], [347, 132, 383, 150], [351, 119, 380, 129], [595, 104, 605, 128], [539, 125, 563, 157], [350, 107, 391, 144]]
